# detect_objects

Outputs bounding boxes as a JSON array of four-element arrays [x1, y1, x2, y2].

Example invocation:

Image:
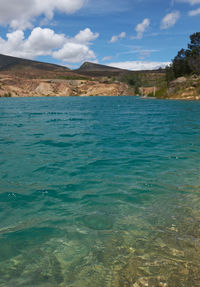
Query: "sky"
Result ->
[[0, 0, 199, 70]]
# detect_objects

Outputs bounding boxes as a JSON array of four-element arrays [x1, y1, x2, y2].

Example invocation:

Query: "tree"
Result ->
[[165, 64, 175, 83], [187, 32, 200, 74], [167, 32, 200, 80], [172, 48, 191, 78], [188, 32, 200, 56]]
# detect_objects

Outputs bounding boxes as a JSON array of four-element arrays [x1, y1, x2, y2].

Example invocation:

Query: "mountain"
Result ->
[[0, 53, 83, 79], [0, 54, 166, 98], [78, 62, 126, 72], [75, 61, 128, 77], [75, 61, 165, 78], [0, 53, 70, 71]]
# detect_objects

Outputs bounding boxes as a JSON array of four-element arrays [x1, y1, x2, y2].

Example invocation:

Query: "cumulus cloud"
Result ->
[[189, 7, 200, 15], [74, 28, 99, 44], [53, 43, 96, 63], [0, 27, 98, 63], [106, 61, 170, 71], [132, 19, 150, 39], [0, 0, 85, 30], [53, 28, 99, 63], [25, 27, 66, 54], [161, 11, 180, 29], [0, 28, 65, 59], [109, 32, 126, 43]]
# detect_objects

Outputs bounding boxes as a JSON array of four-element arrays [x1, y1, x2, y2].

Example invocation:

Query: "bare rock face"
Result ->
[[35, 82, 54, 96], [171, 77, 187, 84], [0, 74, 131, 98], [167, 76, 200, 100], [78, 82, 129, 97], [34, 81, 73, 97], [56, 83, 72, 97], [168, 77, 187, 94]]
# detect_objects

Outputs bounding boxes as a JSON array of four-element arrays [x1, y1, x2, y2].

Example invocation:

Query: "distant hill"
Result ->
[[78, 62, 126, 72], [0, 54, 166, 90], [0, 54, 86, 79], [0, 54, 70, 71], [75, 61, 165, 78], [75, 61, 129, 77]]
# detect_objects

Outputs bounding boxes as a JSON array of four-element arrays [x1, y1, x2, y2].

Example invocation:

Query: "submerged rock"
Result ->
[[78, 214, 114, 230]]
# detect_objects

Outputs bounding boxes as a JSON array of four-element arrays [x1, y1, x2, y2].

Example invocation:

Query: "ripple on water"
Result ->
[[35, 139, 72, 148], [1, 97, 200, 286]]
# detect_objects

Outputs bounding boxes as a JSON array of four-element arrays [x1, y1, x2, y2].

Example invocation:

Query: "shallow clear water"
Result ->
[[0, 96, 200, 287]]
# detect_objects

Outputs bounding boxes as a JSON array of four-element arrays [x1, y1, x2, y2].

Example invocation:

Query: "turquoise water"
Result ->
[[1, 96, 200, 287]]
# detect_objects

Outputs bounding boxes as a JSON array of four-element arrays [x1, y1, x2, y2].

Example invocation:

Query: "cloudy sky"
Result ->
[[0, 0, 199, 70]]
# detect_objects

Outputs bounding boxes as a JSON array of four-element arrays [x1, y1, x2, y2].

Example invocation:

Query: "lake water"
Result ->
[[0, 96, 200, 287]]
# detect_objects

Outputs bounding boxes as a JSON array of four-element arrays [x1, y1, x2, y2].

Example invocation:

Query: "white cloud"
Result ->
[[53, 43, 96, 63], [0, 0, 85, 30], [74, 28, 99, 44], [102, 56, 112, 61], [189, 7, 200, 15], [0, 27, 98, 63], [109, 32, 126, 43], [0, 28, 65, 59], [25, 27, 66, 54], [161, 11, 180, 30], [132, 18, 150, 39], [53, 28, 99, 63], [106, 61, 170, 71]]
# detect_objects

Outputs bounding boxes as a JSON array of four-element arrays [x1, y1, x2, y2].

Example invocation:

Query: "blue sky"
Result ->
[[0, 0, 199, 70]]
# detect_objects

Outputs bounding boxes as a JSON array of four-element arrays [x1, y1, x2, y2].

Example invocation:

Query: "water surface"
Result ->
[[0, 96, 200, 286]]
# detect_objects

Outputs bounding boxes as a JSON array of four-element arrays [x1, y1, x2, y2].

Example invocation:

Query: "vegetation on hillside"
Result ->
[[166, 32, 200, 82], [150, 32, 200, 99], [120, 70, 166, 94]]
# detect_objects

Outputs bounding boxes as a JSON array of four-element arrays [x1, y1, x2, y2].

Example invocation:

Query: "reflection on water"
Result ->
[[0, 96, 200, 286]]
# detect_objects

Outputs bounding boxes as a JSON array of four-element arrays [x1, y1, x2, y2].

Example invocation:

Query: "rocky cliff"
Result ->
[[0, 74, 131, 97], [166, 76, 200, 100]]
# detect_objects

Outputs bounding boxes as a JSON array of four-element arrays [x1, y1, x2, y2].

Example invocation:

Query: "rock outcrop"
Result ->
[[146, 76, 200, 100], [166, 76, 200, 100], [0, 75, 131, 98]]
